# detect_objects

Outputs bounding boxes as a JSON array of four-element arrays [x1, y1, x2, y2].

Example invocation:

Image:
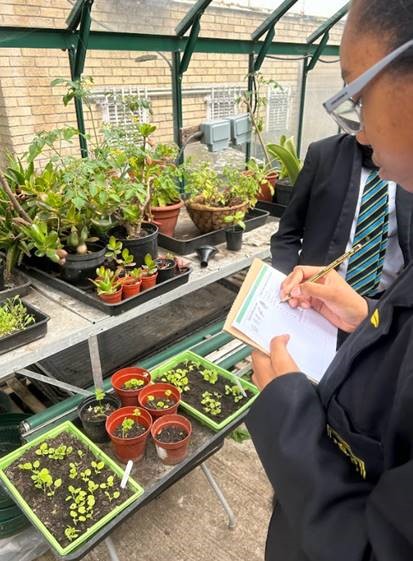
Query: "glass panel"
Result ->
[[290, 0, 348, 18], [91, 0, 198, 35], [0, 0, 74, 29], [300, 55, 343, 155]]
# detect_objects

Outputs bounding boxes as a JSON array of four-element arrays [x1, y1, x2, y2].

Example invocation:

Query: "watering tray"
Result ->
[[158, 207, 269, 255], [255, 200, 287, 218], [0, 298, 49, 356], [23, 265, 192, 316]]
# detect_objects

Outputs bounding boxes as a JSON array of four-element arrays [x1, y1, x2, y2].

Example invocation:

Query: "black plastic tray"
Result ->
[[0, 271, 31, 300], [158, 207, 269, 255], [23, 266, 192, 316], [256, 200, 287, 218], [0, 299, 49, 356]]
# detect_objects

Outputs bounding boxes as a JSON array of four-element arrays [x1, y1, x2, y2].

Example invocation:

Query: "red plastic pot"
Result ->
[[141, 272, 158, 290], [151, 414, 192, 465], [257, 171, 277, 202], [150, 200, 183, 237], [106, 406, 152, 463], [111, 367, 151, 407], [98, 287, 122, 304], [122, 278, 142, 299], [138, 382, 181, 418]]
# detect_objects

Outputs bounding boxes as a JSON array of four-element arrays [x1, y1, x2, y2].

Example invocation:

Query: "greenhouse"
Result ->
[[0, 1, 412, 560]]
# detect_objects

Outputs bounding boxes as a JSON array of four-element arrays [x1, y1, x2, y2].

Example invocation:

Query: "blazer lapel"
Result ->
[[395, 185, 413, 265], [325, 141, 362, 263]]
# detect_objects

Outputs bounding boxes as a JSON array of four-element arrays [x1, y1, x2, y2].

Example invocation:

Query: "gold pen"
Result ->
[[281, 243, 363, 303]]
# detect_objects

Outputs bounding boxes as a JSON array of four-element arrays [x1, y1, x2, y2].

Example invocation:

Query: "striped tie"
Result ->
[[345, 170, 389, 296]]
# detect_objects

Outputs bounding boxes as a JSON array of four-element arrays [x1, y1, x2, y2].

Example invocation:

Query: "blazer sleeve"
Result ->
[[271, 144, 318, 274], [246, 372, 413, 561]]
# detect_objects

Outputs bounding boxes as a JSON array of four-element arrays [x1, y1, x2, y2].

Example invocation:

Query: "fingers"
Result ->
[[280, 265, 324, 300]]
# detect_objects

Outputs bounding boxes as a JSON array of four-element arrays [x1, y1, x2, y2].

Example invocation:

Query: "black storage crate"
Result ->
[[158, 207, 269, 255], [0, 299, 49, 356]]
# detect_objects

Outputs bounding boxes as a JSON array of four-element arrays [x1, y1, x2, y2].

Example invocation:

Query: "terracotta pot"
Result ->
[[138, 382, 181, 418], [257, 171, 277, 202], [150, 200, 183, 237], [151, 414, 192, 465], [122, 278, 142, 299], [106, 406, 152, 463], [186, 196, 249, 234], [141, 272, 158, 290], [98, 286, 122, 304], [111, 367, 151, 407]]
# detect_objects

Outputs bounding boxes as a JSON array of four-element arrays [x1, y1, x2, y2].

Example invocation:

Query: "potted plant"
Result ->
[[77, 389, 121, 443], [106, 406, 152, 463], [0, 421, 143, 556], [89, 267, 122, 304], [183, 162, 260, 234], [141, 253, 158, 290], [138, 382, 181, 418], [267, 135, 303, 206], [223, 211, 246, 252], [150, 414, 192, 465], [0, 296, 49, 356], [111, 367, 151, 406], [154, 255, 176, 283]]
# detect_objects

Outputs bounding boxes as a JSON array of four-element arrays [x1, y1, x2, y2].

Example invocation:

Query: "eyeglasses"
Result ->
[[324, 38, 413, 135]]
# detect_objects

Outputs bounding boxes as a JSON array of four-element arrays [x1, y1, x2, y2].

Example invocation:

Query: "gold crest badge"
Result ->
[[370, 309, 380, 328]]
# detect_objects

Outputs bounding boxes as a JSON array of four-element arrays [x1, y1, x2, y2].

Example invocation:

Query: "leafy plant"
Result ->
[[224, 211, 246, 231], [161, 367, 190, 392], [123, 378, 145, 390], [267, 135, 303, 185], [142, 253, 157, 276], [200, 391, 222, 416], [18, 461, 62, 496], [35, 442, 73, 460], [202, 369, 218, 385], [120, 418, 135, 438], [224, 384, 244, 403], [89, 268, 121, 296], [88, 388, 112, 417], [0, 296, 35, 338]]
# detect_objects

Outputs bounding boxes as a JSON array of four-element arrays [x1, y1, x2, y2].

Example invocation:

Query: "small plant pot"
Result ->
[[274, 179, 294, 206], [257, 171, 277, 202], [141, 272, 158, 290], [106, 406, 152, 463], [151, 414, 192, 465], [98, 286, 123, 304], [155, 258, 176, 283], [111, 367, 151, 407], [225, 226, 244, 251], [78, 393, 121, 443], [138, 382, 181, 418], [113, 222, 159, 267], [150, 200, 183, 237], [122, 278, 142, 299]]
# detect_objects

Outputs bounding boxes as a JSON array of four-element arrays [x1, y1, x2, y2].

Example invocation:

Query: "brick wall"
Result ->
[[0, 0, 344, 164]]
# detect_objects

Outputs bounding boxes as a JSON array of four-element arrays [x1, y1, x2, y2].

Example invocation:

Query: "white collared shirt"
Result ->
[[339, 167, 404, 291]]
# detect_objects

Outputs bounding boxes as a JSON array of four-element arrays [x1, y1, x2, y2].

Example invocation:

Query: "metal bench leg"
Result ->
[[200, 462, 236, 529], [105, 537, 121, 561]]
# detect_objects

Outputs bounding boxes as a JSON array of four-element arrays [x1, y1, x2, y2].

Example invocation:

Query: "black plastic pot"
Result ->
[[60, 242, 106, 285], [225, 227, 243, 251], [115, 222, 159, 267], [275, 179, 294, 206], [155, 258, 176, 283], [78, 393, 121, 443]]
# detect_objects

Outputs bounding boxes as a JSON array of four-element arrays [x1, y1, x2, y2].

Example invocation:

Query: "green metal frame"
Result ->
[[0, 0, 346, 162]]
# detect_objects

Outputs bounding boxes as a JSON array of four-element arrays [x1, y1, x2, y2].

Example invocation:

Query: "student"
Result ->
[[271, 135, 413, 297], [246, 2, 413, 560]]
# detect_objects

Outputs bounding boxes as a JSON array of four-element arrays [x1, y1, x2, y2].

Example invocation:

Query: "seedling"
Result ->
[[161, 367, 190, 392], [224, 384, 244, 403], [91, 460, 105, 474], [89, 389, 109, 417], [35, 442, 73, 460], [202, 368, 218, 385], [224, 210, 246, 231], [100, 474, 120, 502], [120, 418, 135, 438], [200, 391, 222, 416], [0, 296, 36, 338], [123, 378, 145, 390], [19, 462, 62, 496], [64, 526, 80, 542]]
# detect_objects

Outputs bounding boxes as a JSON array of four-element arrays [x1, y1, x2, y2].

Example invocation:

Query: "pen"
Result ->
[[281, 243, 363, 303]]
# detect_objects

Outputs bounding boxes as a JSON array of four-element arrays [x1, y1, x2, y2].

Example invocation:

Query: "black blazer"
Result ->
[[271, 134, 413, 274]]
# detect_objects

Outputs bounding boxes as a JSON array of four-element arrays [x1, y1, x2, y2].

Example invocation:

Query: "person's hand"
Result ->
[[252, 336, 299, 390], [281, 266, 368, 333]]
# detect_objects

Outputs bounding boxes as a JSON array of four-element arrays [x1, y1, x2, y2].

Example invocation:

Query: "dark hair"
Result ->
[[351, 0, 413, 73]]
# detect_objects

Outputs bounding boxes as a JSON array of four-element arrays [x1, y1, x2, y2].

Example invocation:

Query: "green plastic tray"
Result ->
[[0, 421, 144, 556], [150, 350, 259, 431]]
